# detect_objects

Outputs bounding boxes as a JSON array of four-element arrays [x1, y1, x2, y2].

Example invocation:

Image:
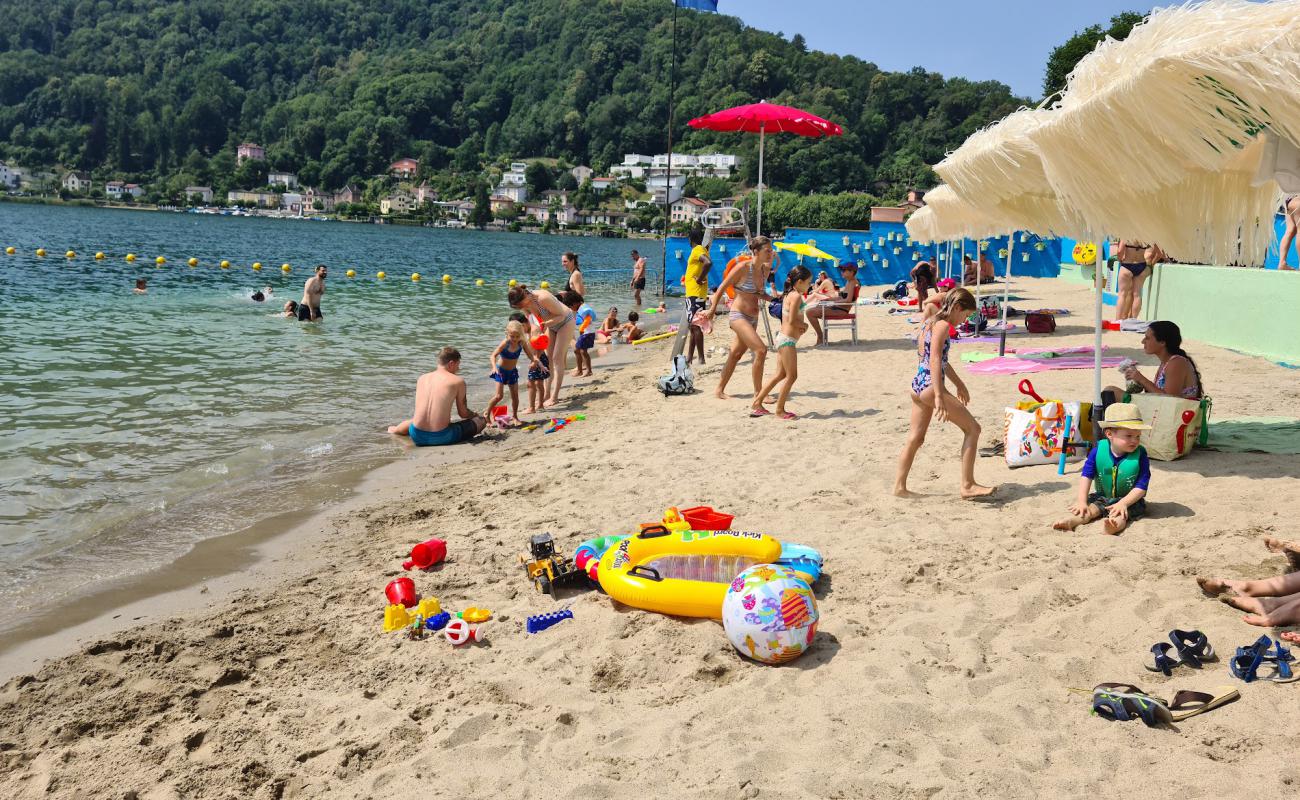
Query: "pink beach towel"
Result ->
[[965, 356, 1127, 375]]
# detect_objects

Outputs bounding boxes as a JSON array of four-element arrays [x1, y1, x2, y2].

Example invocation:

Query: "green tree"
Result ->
[[470, 181, 491, 228], [525, 161, 554, 196], [1043, 12, 1146, 98]]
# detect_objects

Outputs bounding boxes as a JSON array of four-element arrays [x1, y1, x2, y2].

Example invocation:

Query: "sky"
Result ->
[[725, 0, 1164, 98]]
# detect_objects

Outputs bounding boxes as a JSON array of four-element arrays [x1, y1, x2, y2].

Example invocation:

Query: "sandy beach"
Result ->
[[3, 275, 1300, 799]]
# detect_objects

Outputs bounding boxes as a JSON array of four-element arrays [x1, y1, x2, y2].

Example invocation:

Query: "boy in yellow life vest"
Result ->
[[1053, 403, 1152, 535]]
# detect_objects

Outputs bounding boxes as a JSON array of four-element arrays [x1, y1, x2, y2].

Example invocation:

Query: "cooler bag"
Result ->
[[1025, 312, 1057, 333], [1126, 393, 1208, 461]]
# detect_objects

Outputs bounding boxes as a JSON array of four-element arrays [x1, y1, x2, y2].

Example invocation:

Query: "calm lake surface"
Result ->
[[0, 203, 656, 632]]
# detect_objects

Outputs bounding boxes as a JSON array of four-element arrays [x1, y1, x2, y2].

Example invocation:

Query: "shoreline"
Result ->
[[5, 276, 1297, 797], [0, 333, 657, 681]]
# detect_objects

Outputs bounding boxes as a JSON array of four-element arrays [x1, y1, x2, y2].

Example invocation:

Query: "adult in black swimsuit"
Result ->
[[1113, 239, 1152, 321], [562, 251, 584, 296]]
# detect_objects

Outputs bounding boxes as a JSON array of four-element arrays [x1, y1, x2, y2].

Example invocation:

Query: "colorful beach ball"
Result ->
[[1072, 242, 1097, 266], [722, 564, 818, 665]]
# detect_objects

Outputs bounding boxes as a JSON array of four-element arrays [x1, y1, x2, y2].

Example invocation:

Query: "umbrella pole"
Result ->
[[659, 0, 680, 300], [1093, 235, 1104, 408], [998, 233, 1014, 356], [756, 123, 766, 237]]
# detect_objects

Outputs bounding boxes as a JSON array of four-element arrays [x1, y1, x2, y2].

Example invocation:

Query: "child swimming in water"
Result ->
[[486, 320, 539, 425], [1053, 403, 1151, 535], [283, 300, 299, 318], [894, 287, 995, 499], [751, 266, 812, 420]]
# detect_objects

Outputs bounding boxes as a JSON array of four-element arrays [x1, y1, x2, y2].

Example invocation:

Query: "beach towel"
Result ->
[[1202, 417, 1300, 455], [966, 356, 1127, 375], [961, 345, 1106, 362]]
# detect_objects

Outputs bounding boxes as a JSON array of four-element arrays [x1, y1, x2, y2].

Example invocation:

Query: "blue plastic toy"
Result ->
[[526, 609, 574, 634], [425, 611, 452, 631]]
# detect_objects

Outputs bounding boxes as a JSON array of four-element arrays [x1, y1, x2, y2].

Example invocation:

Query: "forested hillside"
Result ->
[[0, 0, 1026, 200]]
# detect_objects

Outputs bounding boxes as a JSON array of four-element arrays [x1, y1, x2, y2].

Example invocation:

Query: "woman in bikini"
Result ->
[[508, 284, 576, 407], [701, 235, 777, 400], [1113, 239, 1154, 321], [1108, 320, 1203, 402]]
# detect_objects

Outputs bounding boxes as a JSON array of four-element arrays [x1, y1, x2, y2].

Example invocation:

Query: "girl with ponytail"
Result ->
[[895, 287, 996, 499], [751, 266, 812, 419]]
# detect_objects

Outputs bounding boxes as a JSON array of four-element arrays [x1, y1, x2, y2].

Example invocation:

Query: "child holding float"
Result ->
[[894, 287, 996, 499], [1053, 403, 1152, 535], [751, 266, 812, 420], [486, 320, 540, 425]]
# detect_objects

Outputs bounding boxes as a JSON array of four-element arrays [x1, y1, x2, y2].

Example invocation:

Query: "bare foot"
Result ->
[[386, 425, 403, 434], [960, 484, 997, 500], [893, 486, 922, 498], [1264, 537, 1300, 571], [1282, 631, 1300, 644], [715, 391, 730, 400], [543, 398, 561, 409], [1197, 576, 1240, 596], [569, 369, 582, 377], [764, 396, 777, 405], [1101, 517, 1127, 536], [1220, 594, 1277, 615], [1053, 516, 1084, 531], [524, 406, 537, 415], [1281, 264, 1296, 271]]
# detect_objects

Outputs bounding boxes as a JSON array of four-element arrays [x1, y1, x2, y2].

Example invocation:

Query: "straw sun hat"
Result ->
[[1101, 402, 1152, 430]]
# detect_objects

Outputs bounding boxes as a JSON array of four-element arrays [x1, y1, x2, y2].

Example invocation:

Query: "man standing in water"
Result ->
[[387, 347, 486, 446], [298, 264, 326, 321], [630, 248, 647, 307]]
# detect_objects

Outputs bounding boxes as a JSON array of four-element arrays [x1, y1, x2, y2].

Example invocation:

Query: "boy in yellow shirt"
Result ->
[[684, 226, 711, 364]]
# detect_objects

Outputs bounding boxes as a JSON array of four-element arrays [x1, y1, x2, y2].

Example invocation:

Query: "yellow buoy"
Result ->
[[4, 247, 14, 255], [187, 257, 198, 267], [412, 273, 421, 282], [252, 263, 262, 271], [441, 274, 451, 283], [281, 264, 291, 273], [95, 251, 105, 260], [508, 279, 518, 287], [377, 271, 387, 280], [219, 260, 230, 268], [346, 269, 356, 278], [65, 250, 76, 258], [35, 248, 46, 257], [155, 256, 166, 265], [539, 280, 550, 289], [475, 278, 485, 286], [125, 253, 136, 262]]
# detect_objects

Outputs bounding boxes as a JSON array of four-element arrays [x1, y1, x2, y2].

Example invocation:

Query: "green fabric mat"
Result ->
[[961, 352, 1000, 363], [1204, 417, 1300, 454]]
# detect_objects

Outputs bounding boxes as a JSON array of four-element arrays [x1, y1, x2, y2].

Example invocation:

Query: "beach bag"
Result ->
[[657, 354, 694, 396], [1025, 312, 1057, 334], [1126, 393, 1208, 461], [1004, 401, 1087, 467]]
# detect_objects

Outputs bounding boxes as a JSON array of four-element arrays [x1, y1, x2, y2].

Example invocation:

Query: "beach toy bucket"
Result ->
[[531, 334, 549, 351], [385, 577, 418, 607], [403, 538, 447, 571], [681, 506, 735, 531]]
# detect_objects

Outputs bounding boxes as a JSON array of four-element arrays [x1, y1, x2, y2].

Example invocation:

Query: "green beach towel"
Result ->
[[1203, 417, 1300, 455]]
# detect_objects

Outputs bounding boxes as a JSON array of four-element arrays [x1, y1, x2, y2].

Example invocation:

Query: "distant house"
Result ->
[[185, 186, 213, 204], [495, 162, 529, 203], [575, 209, 630, 228], [648, 173, 686, 205], [571, 165, 595, 184], [899, 188, 926, 214], [488, 195, 517, 214], [0, 161, 18, 189], [380, 191, 415, 216], [268, 172, 298, 189], [303, 187, 334, 212], [281, 192, 304, 214], [590, 176, 616, 195], [227, 189, 279, 208], [334, 184, 362, 206], [389, 158, 419, 179], [105, 180, 125, 199], [670, 196, 710, 225], [414, 181, 438, 205], [62, 171, 92, 193], [125, 183, 144, 198], [236, 143, 265, 164], [869, 207, 906, 224], [453, 200, 475, 222]]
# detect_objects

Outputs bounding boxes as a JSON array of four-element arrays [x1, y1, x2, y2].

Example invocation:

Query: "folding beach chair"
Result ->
[[821, 284, 861, 345]]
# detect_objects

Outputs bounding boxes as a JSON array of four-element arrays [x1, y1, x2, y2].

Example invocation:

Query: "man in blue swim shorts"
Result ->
[[386, 346, 486, 446]]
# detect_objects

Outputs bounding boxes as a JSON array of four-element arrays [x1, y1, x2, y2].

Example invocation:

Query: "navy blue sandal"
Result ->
[[1231, 636, 1297, 683], [1145, 629, 1216, 676], [1091, 683, 1172, 726]]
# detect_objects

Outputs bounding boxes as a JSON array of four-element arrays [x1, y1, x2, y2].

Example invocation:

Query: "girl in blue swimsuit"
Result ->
[[894, 287, 995, 500], [485, 320, 539, 425]]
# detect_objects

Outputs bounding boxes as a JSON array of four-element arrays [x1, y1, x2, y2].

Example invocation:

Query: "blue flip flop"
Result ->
[[1145, 629, 1216, 676], [1091, 683, 1172, 726]]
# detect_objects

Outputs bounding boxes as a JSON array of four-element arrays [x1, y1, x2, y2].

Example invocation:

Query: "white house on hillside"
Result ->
[[62, 171, 92, 193], [268, 171, 298, 189], [495, 162, 529, 203], [0, 161, 18, 189]]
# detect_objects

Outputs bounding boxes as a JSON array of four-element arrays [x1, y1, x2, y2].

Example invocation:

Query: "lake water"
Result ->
[[0, 204, 657, 633]]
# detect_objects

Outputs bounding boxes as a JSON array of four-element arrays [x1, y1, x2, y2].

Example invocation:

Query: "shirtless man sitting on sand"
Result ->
[[1197, 535, 1300, 642], [386, 346, 486, 446], [298, 264, 326, 321]]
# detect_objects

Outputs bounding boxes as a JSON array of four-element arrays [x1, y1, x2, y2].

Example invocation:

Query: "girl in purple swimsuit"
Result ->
[[895, 287, 995, 500]]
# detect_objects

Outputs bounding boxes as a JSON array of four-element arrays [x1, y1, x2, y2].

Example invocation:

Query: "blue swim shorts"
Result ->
[[408, 420, 479, 447]]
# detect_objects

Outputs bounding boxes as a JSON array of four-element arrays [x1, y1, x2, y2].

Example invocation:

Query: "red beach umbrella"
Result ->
[[688, 101, 844, 235]]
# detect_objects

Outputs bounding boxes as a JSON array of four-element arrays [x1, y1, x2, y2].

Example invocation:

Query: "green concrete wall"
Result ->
[[1143, 264, 1300, 364]]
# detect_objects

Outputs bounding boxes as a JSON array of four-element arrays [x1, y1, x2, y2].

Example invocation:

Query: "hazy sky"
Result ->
[[724, 1, 1165, 98]]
